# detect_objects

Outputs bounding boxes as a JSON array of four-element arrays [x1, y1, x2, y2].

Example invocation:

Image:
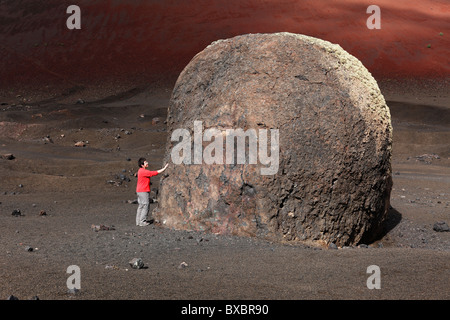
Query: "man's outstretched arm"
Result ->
[[157, 163, 169, 174]]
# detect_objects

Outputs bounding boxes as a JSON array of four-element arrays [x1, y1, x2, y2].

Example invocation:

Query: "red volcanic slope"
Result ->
[[0, 0, 448, 89]]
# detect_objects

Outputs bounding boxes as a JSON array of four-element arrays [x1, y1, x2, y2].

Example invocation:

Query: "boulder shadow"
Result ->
[[372, 206, 403, 243]]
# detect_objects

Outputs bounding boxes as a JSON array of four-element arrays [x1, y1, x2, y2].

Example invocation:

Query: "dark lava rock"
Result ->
[[433, 221, 449, 232], [1, 153, 15, 160], [154, 33, 392, 247]]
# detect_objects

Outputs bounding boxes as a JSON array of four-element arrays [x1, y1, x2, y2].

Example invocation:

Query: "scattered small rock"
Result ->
[[433, 221, 449, 232], [127, 199, 138, 204], [129, 258, 144, 269], [24, 246, 33, 252], [42, 136, 53, 144], [91, 224, 115, 232], [105, 265, 119, 270], [76, 99, 85, 104], [108, 172, 132, 187], [39, 210, 47, 216], [7, 295, 19, 300], [74, 141, 86, 147], [413, 153, 440, 164], [152, 117, 161, 125], [178, 261, 188, 269], [118, 174, 131, 182], [328, 243, 338, 250], [1, 153, 15, 160], [11, 209, 21, 217]]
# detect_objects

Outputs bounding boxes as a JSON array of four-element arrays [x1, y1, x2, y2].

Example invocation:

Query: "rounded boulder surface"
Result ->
[[154, 33, 393, 247]]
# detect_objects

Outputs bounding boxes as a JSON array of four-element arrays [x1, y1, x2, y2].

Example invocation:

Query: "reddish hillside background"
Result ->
[[0, 0, 448, 90]]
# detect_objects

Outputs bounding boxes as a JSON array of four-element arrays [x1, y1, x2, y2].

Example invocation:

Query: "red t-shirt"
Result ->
[[136, 168, 158, 192]]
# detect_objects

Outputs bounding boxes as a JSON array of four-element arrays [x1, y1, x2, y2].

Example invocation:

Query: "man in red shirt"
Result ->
[[136, 157, 168, 226]]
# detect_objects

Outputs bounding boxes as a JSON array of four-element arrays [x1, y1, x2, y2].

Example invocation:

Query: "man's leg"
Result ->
[[136, 192, 150, 226]]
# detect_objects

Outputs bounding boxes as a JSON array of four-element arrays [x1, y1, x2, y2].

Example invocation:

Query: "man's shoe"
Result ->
[[139, 221, 150, 226]]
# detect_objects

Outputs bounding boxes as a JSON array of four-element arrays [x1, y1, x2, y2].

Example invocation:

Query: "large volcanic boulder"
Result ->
[[153, 32, 392, 247]]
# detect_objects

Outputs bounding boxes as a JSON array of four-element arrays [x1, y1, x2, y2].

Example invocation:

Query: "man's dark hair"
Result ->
[[138, 157, 147, 168]]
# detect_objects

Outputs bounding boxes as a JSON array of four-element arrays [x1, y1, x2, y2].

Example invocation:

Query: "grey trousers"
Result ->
[[136, 192, 150, 225]]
